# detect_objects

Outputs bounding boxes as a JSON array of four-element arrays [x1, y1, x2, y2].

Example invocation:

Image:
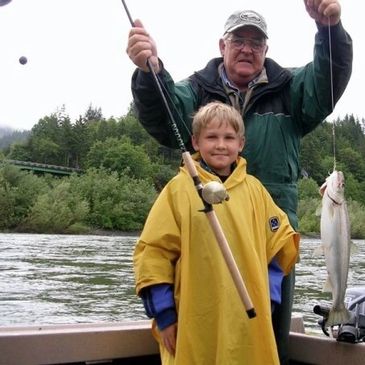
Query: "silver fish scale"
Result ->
[[320, 170, 351, 326]]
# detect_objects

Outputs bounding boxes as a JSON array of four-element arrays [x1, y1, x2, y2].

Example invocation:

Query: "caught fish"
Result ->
[[318, 170, 351, 326]]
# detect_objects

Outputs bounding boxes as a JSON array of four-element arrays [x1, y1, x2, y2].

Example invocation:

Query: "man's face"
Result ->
[[219, 26, 268, 90]]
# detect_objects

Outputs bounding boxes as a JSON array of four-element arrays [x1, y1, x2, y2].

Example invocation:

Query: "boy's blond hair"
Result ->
[[192, 102, 245, 139]]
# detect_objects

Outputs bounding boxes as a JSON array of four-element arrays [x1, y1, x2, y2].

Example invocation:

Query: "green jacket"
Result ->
[[131, 22, 353, 228]]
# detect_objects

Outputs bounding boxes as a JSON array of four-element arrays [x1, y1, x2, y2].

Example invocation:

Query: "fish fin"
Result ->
[[313, 245, 324, 256], [319, 180, 327, 196], [326, 308, 351, 327], [323, 276, 332, 293]]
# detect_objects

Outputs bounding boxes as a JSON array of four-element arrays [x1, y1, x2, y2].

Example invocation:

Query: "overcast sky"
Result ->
[[0, 0, 361, 131]]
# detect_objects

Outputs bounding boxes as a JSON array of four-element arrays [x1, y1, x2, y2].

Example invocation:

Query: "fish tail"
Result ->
[[326, 308, 351, 327]]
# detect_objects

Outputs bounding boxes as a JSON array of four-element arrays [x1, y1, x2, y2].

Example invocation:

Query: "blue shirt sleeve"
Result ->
[[139, 283, 177, 330], [269, 258, 284, 306]]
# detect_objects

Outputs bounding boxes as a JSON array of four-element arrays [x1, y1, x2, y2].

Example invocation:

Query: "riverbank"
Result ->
[[88, 229, 141, 237], [0, 228, 324, 239], [1, 227, 141, 237], [2, 228, 322, 239]]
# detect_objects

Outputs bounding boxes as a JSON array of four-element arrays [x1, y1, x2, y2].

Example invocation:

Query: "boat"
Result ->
[[1, 315, 365, 365]]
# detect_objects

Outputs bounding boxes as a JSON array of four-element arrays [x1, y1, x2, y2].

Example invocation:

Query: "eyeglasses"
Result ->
[[227, 36, 266, 53]]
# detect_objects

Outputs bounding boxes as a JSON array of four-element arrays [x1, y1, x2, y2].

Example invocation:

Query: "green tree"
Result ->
[[300, 122, 334, 183], [343, 172, 363, 203], [70, 168, 156, 231], [67, 118, 91, 169], [58, 117, 74, 166], [297, 197, 321, 235], [117, 113, 151, 146], [28, 114, 63, 164], [83, 104, 103, 122], [86, 137, 153, 179], [298, 177, 319, 200], [23, 179, 89, 233], [348, 200, 365, 238], [0, 164, 49, 229], [337, 146, 365, 182], [30, 137, 60, 164], [6, 142, 30, 161]]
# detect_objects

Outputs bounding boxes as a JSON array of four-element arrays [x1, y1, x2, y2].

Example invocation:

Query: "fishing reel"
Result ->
[[313, 287, 365, 343], [202, 181, 229, 205]]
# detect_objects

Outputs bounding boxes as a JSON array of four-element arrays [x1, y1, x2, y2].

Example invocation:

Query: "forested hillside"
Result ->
[[1, 106, 365, 236], [0, 127, 30, 150]]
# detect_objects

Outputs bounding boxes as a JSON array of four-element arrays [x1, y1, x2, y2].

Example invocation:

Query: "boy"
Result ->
[[134, 102, 299, 365]]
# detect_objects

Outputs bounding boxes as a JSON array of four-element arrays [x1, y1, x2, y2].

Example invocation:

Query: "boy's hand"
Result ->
[[160, 322, 177, 356]]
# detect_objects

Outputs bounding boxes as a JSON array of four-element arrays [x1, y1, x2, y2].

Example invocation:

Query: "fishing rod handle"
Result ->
[[182, 152, 199, 178], [206, 211, 256, 318]]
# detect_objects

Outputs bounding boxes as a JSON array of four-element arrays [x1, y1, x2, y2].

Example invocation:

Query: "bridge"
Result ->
[[3, 159, 83, 176]]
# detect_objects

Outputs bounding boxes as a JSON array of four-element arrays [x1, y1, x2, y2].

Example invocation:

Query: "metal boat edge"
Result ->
[[1, 316, 365, 365]]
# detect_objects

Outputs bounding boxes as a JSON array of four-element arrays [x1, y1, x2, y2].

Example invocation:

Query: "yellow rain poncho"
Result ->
[[134, 156, 299, 365]]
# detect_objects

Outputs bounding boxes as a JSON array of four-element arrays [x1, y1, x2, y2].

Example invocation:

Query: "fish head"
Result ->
[[320, 170, 345, 203]]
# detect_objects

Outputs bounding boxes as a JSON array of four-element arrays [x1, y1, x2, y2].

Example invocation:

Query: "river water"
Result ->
[[0, 233, 364, 335]]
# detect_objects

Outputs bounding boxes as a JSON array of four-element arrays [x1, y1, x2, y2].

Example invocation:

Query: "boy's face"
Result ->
[[192, 118, 244, 176]]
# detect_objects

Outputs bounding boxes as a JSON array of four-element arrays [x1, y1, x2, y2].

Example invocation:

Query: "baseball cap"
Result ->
[[224, 10, 268, 38]]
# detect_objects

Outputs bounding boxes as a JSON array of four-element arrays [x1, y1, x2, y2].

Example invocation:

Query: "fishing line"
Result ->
[[328, 17, 336, 172]]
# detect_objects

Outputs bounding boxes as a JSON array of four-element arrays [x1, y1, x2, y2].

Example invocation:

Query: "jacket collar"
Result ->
[[182, 152, 248, 190], [193, 57, 293, 95]]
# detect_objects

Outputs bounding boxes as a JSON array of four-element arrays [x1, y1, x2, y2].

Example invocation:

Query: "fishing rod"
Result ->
[[121, 0, 256, 319]]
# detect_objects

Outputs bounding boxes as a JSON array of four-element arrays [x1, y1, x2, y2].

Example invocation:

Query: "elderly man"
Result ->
[[126, 0, 352, 363]]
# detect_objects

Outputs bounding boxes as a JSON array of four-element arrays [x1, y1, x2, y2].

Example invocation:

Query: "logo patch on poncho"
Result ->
[[269, 216, 280, 232]]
